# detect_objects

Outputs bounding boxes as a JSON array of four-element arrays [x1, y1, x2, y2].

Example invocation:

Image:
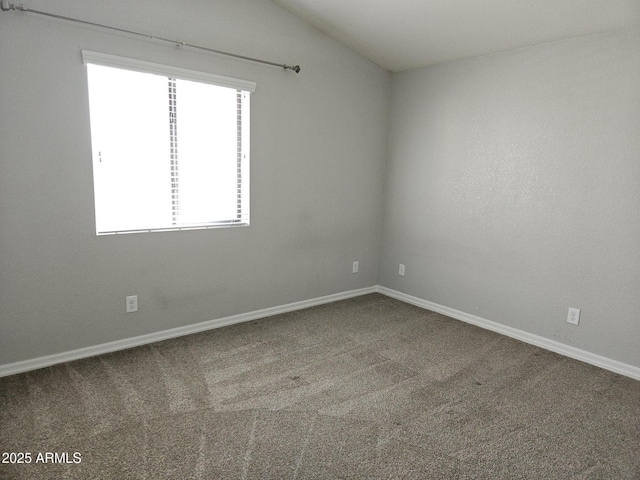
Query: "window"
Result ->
[[83, 51, 254, 234]]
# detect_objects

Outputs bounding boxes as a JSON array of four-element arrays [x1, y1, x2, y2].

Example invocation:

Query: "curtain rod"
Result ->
[[0, 1, 301, 73]]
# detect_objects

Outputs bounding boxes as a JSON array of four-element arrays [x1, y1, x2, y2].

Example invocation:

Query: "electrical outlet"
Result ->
[[352, 261, 359, 274], [567, 307, 580, 325], [126, 295, 138, 313], [399, 264, 405, 276]]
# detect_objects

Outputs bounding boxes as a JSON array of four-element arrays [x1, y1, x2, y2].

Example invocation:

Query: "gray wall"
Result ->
[[2, 0, 638, 371], [380, 28, 640, 367], [0, 0, 390, 364]]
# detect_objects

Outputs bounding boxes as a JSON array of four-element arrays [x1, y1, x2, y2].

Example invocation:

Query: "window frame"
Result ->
[[82, 51, 255, 235]]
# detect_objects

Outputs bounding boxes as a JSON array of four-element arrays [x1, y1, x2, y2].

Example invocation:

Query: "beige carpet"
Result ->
[[1, 293, 638, 479]]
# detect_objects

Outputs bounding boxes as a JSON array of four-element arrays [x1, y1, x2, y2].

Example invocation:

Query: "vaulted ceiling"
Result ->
[[272, 0, 640, 71]]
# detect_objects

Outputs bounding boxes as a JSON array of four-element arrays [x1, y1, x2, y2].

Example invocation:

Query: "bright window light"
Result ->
[[84, 54, 252, 235]]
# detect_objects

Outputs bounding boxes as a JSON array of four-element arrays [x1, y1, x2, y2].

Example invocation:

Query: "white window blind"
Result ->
[[82, 51, 257, 93], [83, 51, 254, 235]]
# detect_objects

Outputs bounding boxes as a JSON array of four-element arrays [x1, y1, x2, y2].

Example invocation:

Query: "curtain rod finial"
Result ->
[[1, 1, 22, 11], [286, 65, 301, 74]]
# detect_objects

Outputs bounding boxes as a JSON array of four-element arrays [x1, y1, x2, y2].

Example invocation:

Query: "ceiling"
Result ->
[[272, 0, 640, 72]]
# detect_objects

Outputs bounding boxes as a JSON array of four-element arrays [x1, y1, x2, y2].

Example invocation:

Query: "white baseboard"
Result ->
[[2, 285, 638, 381], [0, 287, 377, 378], [375, 286, 640, 381]]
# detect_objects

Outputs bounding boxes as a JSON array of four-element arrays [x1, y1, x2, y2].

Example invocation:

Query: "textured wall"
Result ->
[[0, 0, 389, 364], [380, 28, 640, 366], [2, 1, 638, 371]]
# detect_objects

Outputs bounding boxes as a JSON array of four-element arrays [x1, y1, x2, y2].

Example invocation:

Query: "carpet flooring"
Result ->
[[1, 293, 638, 479]]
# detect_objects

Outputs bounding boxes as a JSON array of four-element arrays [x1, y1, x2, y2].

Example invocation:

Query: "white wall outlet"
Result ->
[[126, 295, 138, 313], [567, 307, 580, 325], [352, 261, 359, 274], [399, 264, 405, 276]]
